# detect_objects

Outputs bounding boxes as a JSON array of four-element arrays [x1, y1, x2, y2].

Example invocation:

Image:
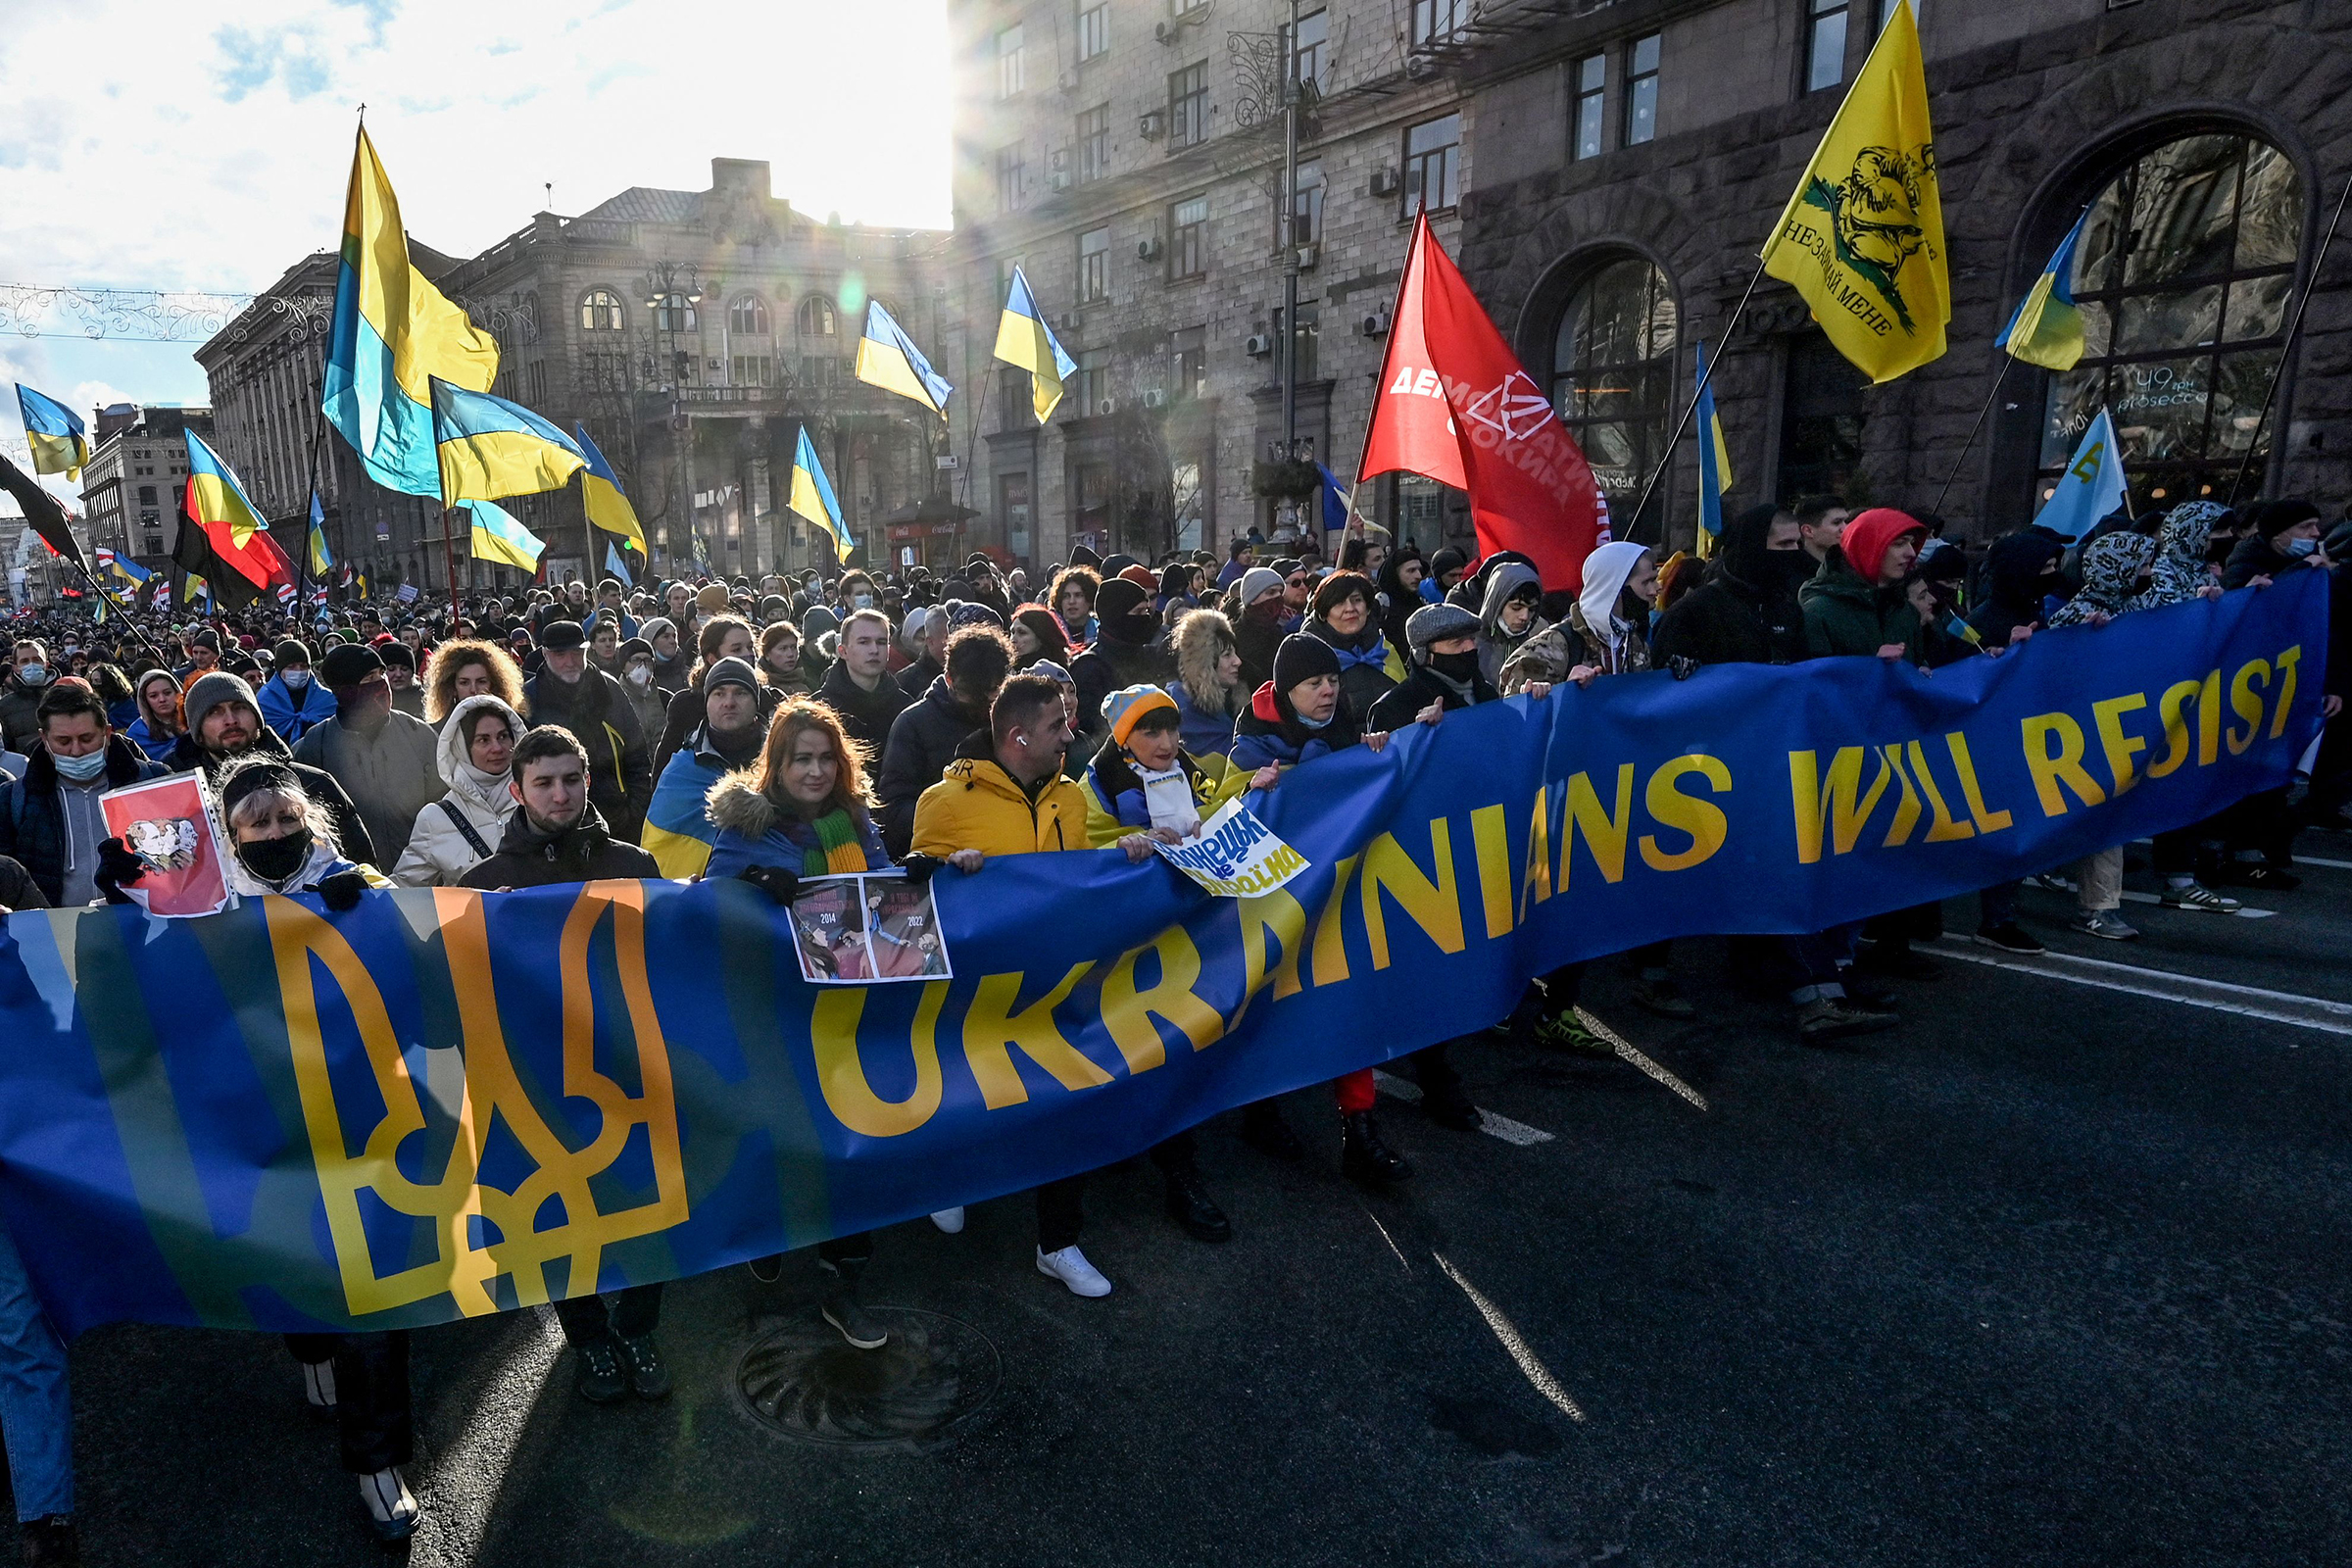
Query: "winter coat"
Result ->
[[815, 662, 914, 759], [1233, 600, 1289, 693], [876, 676, 992, 858], [653, 680, 784, 780], [520, 666, 653, 841], [1798, 548, 1926, 662], [910, 731, 1090, 858], [1476, 563, 1550, 687], [0, 852, 47, 911], [293, 708, 446, 867], [1366, 662, 1495, 733], [125, 715, 184, 761], [1967, 530, 2067, 648], [1299, 618, 1407, 726], [0, 678, 43, 754], [1374, 553, 1427, 653], [2047, 533, 2159, 628], [0, 738, 165, 905], [2221, 532, 2318, 591], [618, 675, 672, 746], [458, 806, 661, 891], [2142, 500, 2228, 608], [1229, 680, 1362, 771], [897, 654, 944, 699], [1070, 634, 1179, 748], [1566, 600, 1649, 676], [255, 672, 334, 744], [166, 726, 378, 866], [640, 722, 767, 878], [702, 769, 890, 881], [1168, 611, 1248, 759], [1078, 745, 1249, 847], [390, 695, 521, 887]]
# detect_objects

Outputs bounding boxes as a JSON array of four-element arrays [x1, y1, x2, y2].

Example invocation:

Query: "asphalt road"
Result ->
[[17, 837, 2352, 1566]]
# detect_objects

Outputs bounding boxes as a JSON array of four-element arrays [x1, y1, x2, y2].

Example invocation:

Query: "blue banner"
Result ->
[[0, 576, 2325, 1336]]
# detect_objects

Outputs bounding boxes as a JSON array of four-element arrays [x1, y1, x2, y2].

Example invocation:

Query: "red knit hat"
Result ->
[[1841, 508, 1927, 582]]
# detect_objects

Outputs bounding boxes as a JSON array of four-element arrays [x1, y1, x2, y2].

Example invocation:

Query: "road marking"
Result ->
[[2294, 854, 2352, 870], [1574, 1007, 1710, 1112], [2036, 862, 2277, 916], [1361, 1207, 1413, 1273], [1434, 1251, 1586, 1423], [1373, 1069, 1555, 1145], [1930, 937, 2352, 1038]]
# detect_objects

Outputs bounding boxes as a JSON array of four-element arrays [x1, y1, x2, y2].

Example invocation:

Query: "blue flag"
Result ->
[[2034, 408, 2128, 544], [605, 538, 633, 588]]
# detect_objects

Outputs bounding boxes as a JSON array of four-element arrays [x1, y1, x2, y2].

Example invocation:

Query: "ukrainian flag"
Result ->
[[640, 750, 725, 879], [429, 378, 586, 503], [572, 421, 646, 553], [993, 266, 1078, 422], [184, 429, 270, 547], [788, 425, 852, 556], [466, 498, 546, 573], [854, 300, 953, 416], [323, 128, 501, 497], [307, 492, 333, 575], [97, 548, 150, 585], [1996, 211, 2090, 373], [15, 385, 88, 480], [1693, 341, 1733, 559]]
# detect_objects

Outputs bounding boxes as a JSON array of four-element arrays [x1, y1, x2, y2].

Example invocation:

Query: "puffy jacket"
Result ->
[[390, 695, 520, 887], [1299, 618, 1407, 725], [292, 709, 446, 867], [1476, 563, 1549, 687], [876, 676, 990, 858], [256, 673, 334, 743], [703, 769, 890, 880], [910, 732, 1090, 858], [1077, 746, 1249, 847], [1366, 662, 1495, 734], [1798, 548, 1926, 662], [458, 806, 661, 891], [521, 667, 653, 841], [1229, 681, 1360, 771], [0, 679, 43, 755], [1169, 610, 1247, 758], [0, 738, 166, 904]]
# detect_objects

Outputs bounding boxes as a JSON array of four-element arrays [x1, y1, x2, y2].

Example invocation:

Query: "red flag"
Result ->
[[1357, 215, 1610, 591]]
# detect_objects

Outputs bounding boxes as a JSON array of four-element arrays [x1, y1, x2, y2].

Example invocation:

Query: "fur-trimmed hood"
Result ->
[[1173, 608, 1244, 715], [704, 767, 783, 839]]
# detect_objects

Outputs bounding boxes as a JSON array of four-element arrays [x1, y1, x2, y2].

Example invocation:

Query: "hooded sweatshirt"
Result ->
[[390, 693, 523, 886], [2047, 532, 2158, 627], [1567, 541, 1651, 675], [1798, 510, 1929, 662], [2142, 500, 2228, 608], [1475, 562, 1548, 686]]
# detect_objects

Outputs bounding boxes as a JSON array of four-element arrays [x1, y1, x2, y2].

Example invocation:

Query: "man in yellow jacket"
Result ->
[[910, 673, 1188, 1296]]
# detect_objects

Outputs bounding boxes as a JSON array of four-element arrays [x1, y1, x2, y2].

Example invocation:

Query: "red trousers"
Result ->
[[1333, 1068, 1376, 1114]]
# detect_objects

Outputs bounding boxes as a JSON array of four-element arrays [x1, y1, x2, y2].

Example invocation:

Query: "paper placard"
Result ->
[[1152, 799, 1311, 899], [789, 872, 953, 984], [99, 773, 231, 917]]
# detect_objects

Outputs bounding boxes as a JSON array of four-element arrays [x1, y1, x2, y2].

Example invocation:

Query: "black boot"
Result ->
[[1240, 1101, 1306, 1161], [1340, 1112, 1411, 1187], [20, 1517, 78, 1568], [1163, 1166, 1234, 1242]]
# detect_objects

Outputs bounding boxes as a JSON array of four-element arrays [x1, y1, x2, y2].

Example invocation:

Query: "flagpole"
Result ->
[[1622, 255, 1770, 546], [298, 375, 327, 613], [1928, 354, 2013, 518], [67, 554, 173, 668], [2228, 169, 2352, 508], [960, 375, 990, 514]]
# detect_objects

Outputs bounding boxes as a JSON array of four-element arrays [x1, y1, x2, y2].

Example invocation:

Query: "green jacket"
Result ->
[[1798, 549, 1927, 663]]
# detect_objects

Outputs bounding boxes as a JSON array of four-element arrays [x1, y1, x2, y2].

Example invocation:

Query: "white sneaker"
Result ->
[[359, 1466, 419, 1540], [928, 1207, 965, 1234], [1036, 1244, 1113, 1298]]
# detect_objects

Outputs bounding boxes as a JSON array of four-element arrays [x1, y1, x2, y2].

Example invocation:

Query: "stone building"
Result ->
[[944, 0, 1482, 569], [1453, 0, 2352, 550], [197, 159, 951, 593], [78, 404, 212, 570]]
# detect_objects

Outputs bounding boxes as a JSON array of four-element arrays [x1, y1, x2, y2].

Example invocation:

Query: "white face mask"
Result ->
[[626, 665, 653, 686], [282, 669, 311, 690], [854, 593, 873, 610]]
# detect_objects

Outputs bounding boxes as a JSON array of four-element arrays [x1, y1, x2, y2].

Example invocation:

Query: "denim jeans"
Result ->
[[0, 1214, 72, 1521]]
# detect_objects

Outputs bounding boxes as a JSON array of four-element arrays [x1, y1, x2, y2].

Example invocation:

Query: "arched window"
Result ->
[[729, 293, 770, 335], [652, 293, 697, 333], [579, 289, 624, 332], [797, 295, 838, 337], [2035, 131, 2303, 510], [1548, 256, 1679, 499]]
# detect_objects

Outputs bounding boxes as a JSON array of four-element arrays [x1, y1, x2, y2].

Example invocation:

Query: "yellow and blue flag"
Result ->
[[854, 300, 953, 416], [15, 385, 88, 480], [572, 421, 646, 553], [992, 266, 1078, 421], [1996, 211, 2090, 373], [429, 378, 587, 503], [307, 492, 333, 575], [788, 425, 852, 556], [184, 574, 208, 609], [1693, 341, 1734, 559], [96, 547, 150, 585], [183, 429, 270, 548], [641, 753, 726, 879], [466, 498, 547, 573], [323, 128, 501, 497]]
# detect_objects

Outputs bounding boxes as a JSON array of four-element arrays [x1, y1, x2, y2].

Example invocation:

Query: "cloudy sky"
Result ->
[[1, 0, 954, 508]]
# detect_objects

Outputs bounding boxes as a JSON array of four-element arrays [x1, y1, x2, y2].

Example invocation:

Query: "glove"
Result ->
[[898, 854, 943, 887], [317, 870, 367, 912], [736, 863, 802, 906], [1667, 656, 1699, 682], [94, 836, 147, 906]]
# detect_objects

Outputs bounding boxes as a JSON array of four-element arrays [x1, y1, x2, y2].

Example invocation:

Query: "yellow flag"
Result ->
[[1759, 1, 1946, 385]]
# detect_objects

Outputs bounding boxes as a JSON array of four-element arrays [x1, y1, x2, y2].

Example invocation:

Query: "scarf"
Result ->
[[796, 807, 872, 876], [1134, 762, 1201, 838]]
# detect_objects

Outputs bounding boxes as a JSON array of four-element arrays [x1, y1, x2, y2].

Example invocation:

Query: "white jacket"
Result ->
[[391, 695, 521, 887]]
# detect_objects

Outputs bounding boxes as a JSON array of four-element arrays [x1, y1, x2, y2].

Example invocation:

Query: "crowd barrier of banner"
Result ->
[[0, 574, 2325, 1338]]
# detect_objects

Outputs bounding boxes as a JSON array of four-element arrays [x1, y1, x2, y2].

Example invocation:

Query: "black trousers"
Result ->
[[552, 1283, 662, 1347], [284, 1331, 411, 1474], [1036, 1175, 1085, 1253]]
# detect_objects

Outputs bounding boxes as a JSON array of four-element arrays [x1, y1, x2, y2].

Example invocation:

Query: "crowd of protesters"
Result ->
[[0, 496, 2342, 1556]]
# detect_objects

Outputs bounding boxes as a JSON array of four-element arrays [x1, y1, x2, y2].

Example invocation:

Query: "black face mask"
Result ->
[[237, 828, 313, 884], [2205, 534, 2236, 565], [1429, 649, 1481, 684]]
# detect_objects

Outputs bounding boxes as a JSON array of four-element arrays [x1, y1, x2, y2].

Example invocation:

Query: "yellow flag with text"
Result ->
[[1759, 0, 1946, 384]]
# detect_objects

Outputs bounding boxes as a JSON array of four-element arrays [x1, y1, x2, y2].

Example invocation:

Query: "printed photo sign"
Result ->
[[789, 872, 952, 984], [100, 773, 231, 918]]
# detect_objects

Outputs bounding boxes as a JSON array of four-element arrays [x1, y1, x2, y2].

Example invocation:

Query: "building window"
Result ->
[[1624, 33, 1660, 145], [1806, 0, 1849, 93], [2034, 131, 2303, 512], [797, 295, 838, 336], [143, 533, 163, 556], [732, 356, 773, 386], [1295, 10, 1327, 89], [728, 294, 769, 335], [1292, 161, 1324, 245], [1079, 226, 1111, 303], [1169, 63, 1208, 150], [1170, 195, 1209, 277], [1549, 255, 1679, 499], [579, 289, 624, 331], [1573, 54, 1606, 160], [1172, 326, 1207, 399], [529, 362, 548, 404], [801, 356, 847, 387], [1403, 114, 1461, 217], [1780, 331, 1868, 500], [997, 24, 1026, 98], [137, 484, 157, 505], [1278, 301, 1321, 381], [1074, 349, 1112, 415], [652, 292, 697, 332], [1172, 455, 1206, 551], [1410, 0, 1466, 47], [1079, 2, 1110, 60], [1171, 0, 1207, 15], [996, 143, 1026, 211], [999, 471, 1032, 554], [1078, 104, 1110, 182], [583, 349, 631, 391]]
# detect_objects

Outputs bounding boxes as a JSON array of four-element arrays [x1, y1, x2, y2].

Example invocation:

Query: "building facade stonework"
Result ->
[[78, 404, 212, 570]]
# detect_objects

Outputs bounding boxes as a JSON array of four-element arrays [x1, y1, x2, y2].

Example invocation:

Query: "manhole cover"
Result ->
[[732, 1308, 1001, 1450]]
